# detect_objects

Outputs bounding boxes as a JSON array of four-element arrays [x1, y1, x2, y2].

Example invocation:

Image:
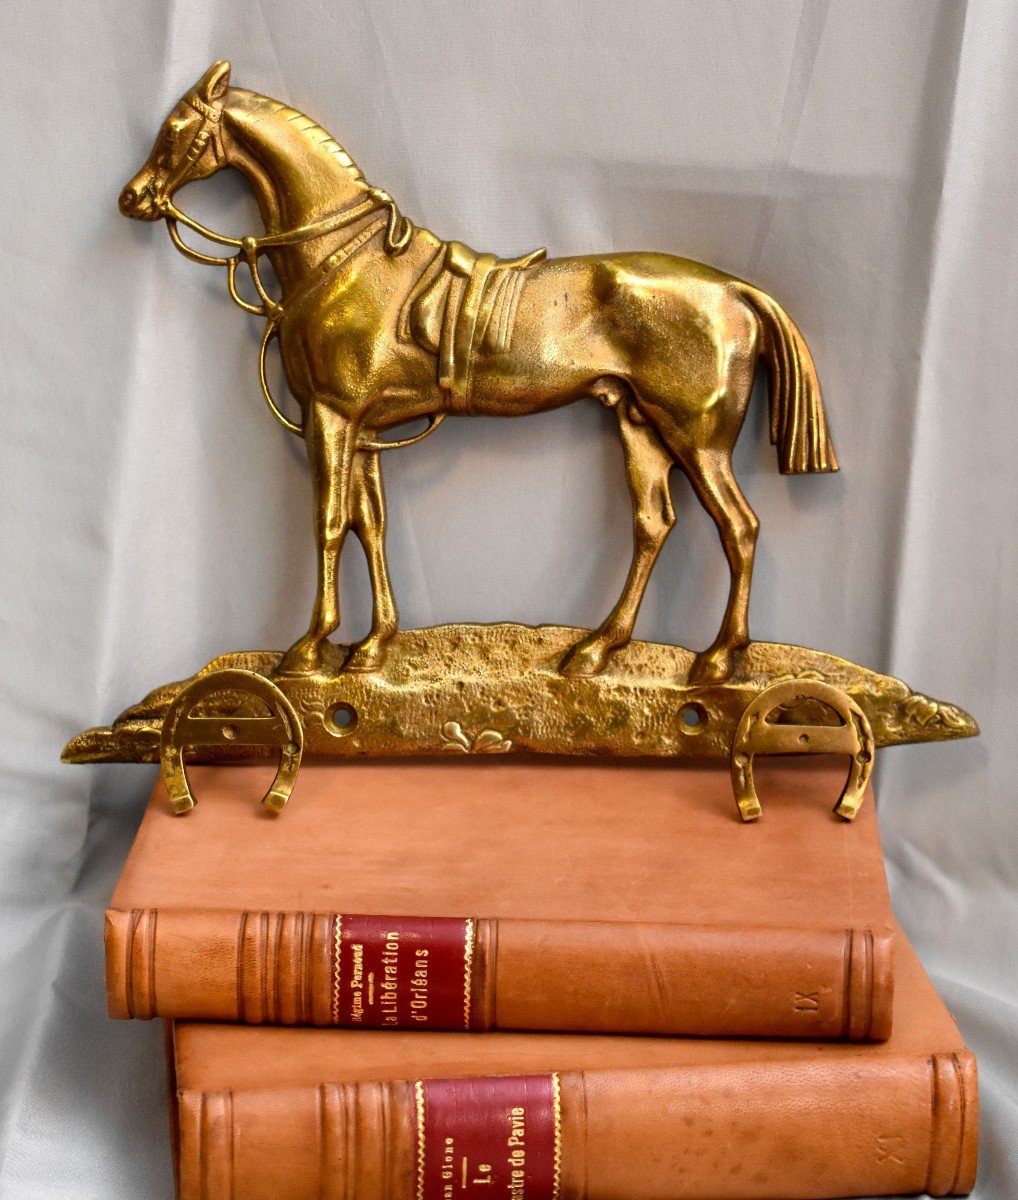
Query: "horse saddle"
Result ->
[[400, 239, 546, 412]]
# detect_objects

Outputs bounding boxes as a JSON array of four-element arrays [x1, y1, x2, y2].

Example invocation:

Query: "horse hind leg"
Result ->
[[345, 449, 400, 672], [561, 395, 675, 676], [680, 447, 760, 684]]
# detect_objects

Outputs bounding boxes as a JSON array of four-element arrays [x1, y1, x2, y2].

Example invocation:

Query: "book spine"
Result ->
[[176, 1054, 978, 1200], [106, 908, 893, 1039]]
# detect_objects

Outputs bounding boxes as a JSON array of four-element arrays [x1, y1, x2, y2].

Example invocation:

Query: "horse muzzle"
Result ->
[[119, 176, 163, 221]]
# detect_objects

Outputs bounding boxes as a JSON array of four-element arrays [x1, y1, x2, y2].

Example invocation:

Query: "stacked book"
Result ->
[[105, 756, 978, 1199]]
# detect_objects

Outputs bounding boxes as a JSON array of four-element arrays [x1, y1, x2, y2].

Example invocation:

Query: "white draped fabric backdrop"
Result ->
[[1, 2, 1015, 1196]]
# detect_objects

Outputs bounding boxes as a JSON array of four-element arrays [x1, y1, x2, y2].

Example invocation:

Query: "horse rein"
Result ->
[[149, 95, 444, 448]]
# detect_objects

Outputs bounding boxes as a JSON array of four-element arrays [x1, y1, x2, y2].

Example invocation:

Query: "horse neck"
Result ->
[[221, 88, 371, 294]]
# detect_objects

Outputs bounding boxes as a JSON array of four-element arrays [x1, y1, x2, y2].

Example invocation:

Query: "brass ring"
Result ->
[[259, 322, 304, 436], [358, 413, 446, 451], [730, 679, 874, 822], [159, 669, 303, 815]]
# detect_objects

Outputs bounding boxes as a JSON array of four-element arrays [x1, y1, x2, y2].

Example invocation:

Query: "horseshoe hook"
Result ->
[[159, 669, 303, 815], [730, 679, 874, 823]]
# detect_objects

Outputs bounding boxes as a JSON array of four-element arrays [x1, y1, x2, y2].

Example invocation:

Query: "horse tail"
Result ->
[[736, 282, 838, 474]]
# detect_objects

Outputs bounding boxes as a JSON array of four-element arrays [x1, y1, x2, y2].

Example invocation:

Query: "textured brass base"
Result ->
[[62, 623, 977, 765]]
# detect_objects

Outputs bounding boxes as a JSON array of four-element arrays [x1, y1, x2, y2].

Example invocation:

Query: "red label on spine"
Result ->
[[331, 915, 473, 1029], [416, 1075, 560, 1200]]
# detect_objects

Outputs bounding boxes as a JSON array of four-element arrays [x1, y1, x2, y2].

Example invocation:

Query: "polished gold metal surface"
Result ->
[[158, 669, 302, 814], [730, 680, 875, 822], [119, 62, 838, 687], [71, 63, 979, 788], [63, 623, 976, 767]]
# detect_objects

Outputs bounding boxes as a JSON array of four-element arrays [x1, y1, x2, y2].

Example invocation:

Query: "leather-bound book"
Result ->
[[168, 935, 976, 1200], [108, 756, 894, 1039]]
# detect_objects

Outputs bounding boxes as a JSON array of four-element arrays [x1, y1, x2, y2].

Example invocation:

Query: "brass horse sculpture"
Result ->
[[120, 62, 838, 684]]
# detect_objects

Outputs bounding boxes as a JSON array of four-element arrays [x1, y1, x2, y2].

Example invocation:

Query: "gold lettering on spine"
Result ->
[[409, 947, 430, 1022], [551, 1073, 562, 1200], [380, 930, 401, 1024], [331, 914, 343, 1024], [463, 918, 475, 1030], [506, 1105, 526, 1199], [415, 1079, 426, 1200], [350, 943, 365, 1022]]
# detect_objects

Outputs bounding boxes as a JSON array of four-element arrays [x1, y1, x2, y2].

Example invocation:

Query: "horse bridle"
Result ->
[[148, 94, 445, 449]]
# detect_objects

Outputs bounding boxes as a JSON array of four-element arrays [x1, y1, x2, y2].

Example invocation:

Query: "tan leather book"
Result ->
[[108, 756, 894, 1039], [169, 936, 976, 1200]]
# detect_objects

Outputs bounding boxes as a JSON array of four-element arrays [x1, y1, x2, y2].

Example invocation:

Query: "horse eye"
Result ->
[[155, 129, 175, 167]]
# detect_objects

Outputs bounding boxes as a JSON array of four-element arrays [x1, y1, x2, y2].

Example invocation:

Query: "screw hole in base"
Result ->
[[326, 702, 358, 736], [679, 702, 709, 734]]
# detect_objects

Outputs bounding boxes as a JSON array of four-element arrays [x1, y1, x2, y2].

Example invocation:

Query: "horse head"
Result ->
[[119, 61, 232, 221]]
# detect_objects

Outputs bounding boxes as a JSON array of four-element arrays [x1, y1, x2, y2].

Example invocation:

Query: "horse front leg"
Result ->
[[278, 403, 360, 676], [344, 448, 400, 672], [561, 403, 675, 675]]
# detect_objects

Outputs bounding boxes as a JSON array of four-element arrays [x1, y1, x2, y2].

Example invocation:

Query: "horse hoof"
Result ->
[[276, 640, 324, 677], [344, 640, 389, 673], [560, 638, 612, 677], [688, 647, 737, 685]]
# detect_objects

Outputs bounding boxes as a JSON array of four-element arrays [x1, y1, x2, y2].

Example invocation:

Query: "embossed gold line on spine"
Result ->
[[463, 918, 475, 1030], [414, 1079, 426, 1200], [551, 1072, 562, 1200], [331, 914, 343, 1024]]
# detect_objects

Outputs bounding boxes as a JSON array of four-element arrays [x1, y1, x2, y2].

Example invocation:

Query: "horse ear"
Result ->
[[197, 60, 231, 103]]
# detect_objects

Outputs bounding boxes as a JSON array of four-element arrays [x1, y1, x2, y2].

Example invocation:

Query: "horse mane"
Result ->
[[238, 93, 365, 185]]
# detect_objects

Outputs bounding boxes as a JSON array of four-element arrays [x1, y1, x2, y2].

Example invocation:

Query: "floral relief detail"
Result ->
[[901, 695, 969, 731], [440, 721, 512, 754]]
